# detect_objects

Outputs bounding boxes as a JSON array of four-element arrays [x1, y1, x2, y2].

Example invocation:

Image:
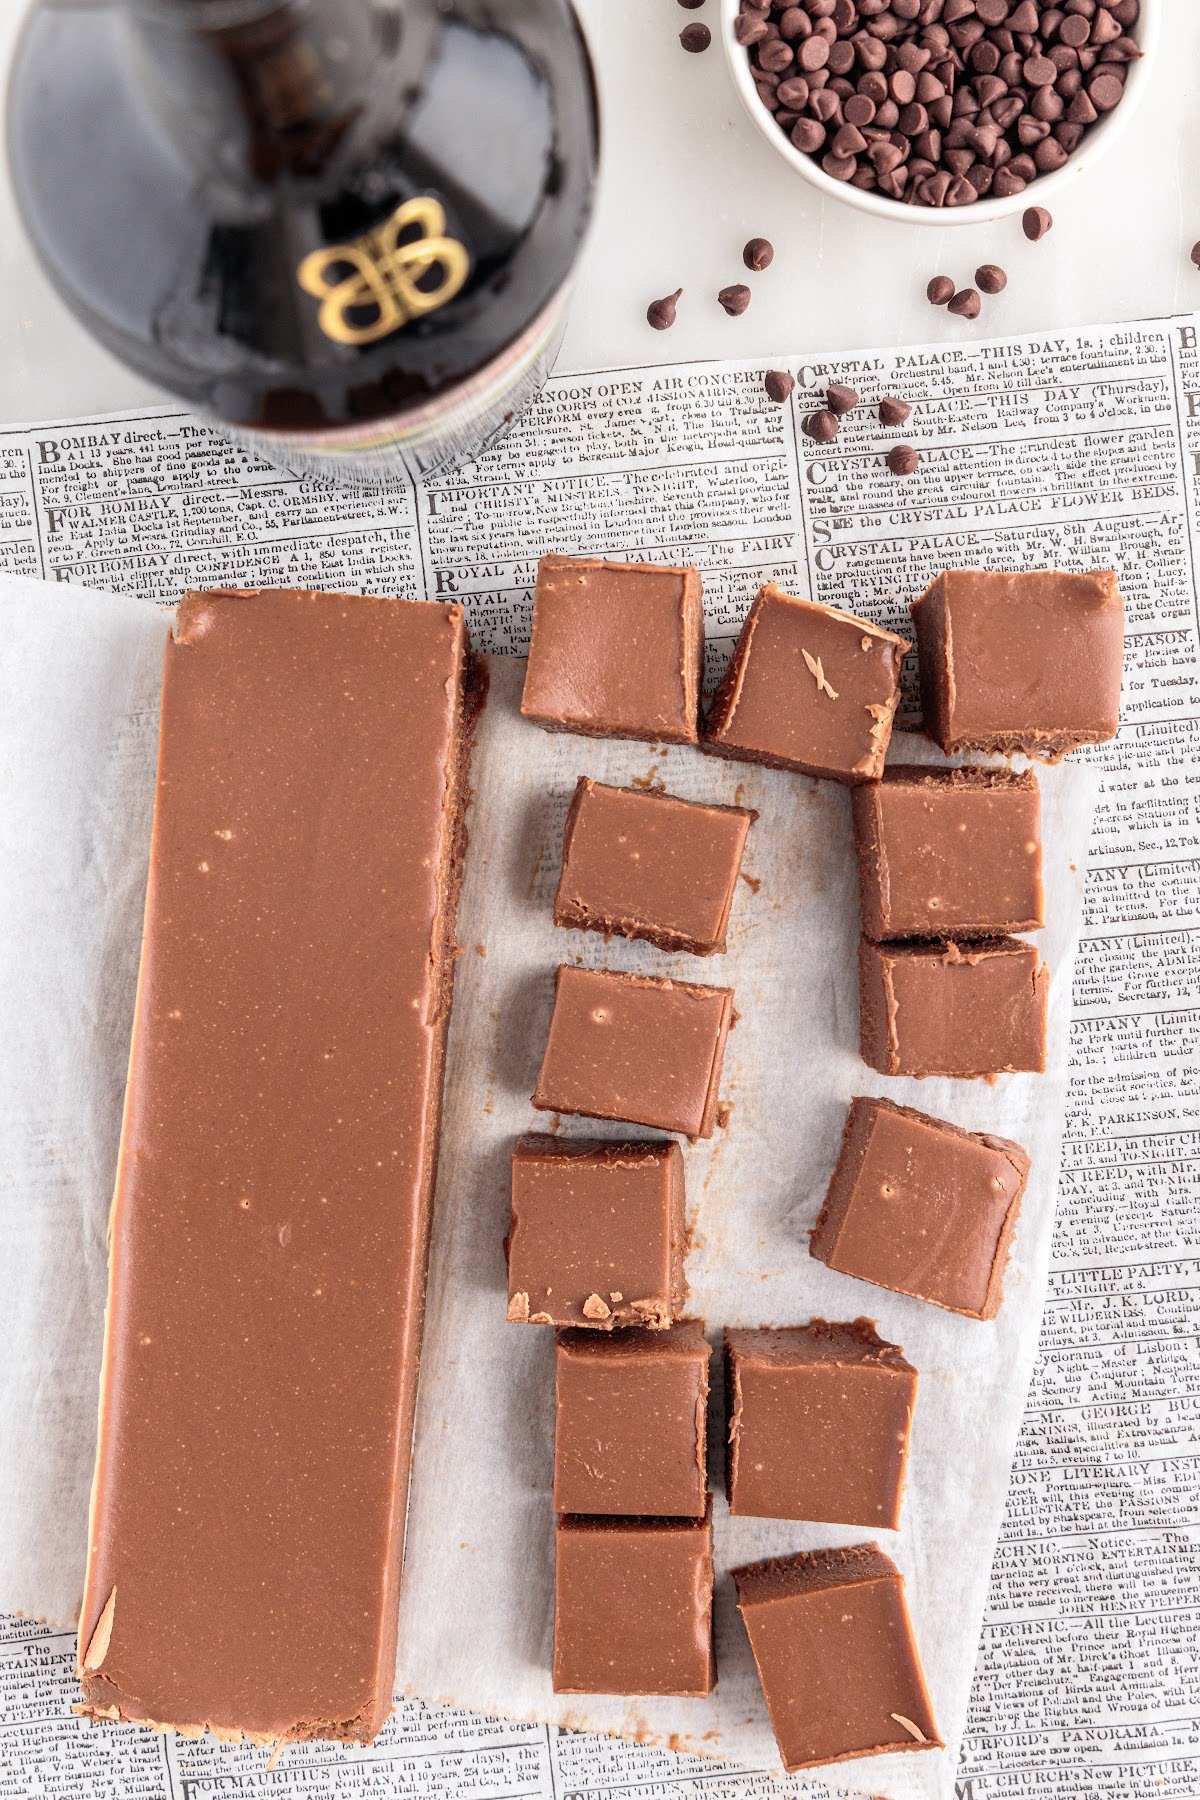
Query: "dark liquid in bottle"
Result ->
[[7, 0, 598, 482]]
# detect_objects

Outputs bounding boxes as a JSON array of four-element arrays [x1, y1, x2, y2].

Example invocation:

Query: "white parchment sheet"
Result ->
[[0, 577, 1097, 1800]]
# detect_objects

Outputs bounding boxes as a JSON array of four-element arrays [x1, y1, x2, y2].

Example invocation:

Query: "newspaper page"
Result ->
[[2, 314, 1199, 1800]]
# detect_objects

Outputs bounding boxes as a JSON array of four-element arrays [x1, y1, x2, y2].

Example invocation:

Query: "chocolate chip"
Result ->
[[1023, 204, 1054, 240], [743, 236, 775, 271], [646, 289, 682, 330], [735, 13, 770, 45], [975, 263, 1007, 293], [826, 383, 859, 414], [948, 287, 981, 318], [764, 369, 796, 403], [680, 21, 711, 51], [879, 395, 911, 425], [927, 274, 955, 305], [791, 117, 827, 151], [718, 283, 752, 315], [1191, 242, 1200, 272], [886, 444, 921, 474], [677, 0, 705, 7], [805, 407, 840, 440]]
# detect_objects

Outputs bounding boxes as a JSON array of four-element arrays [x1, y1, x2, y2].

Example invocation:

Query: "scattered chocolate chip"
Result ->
[[948, 287, 982, 319], [927, 274, 955, 306], [718, 283, 752, 316], [743, 236, 775, 271], [646, 289, 682, 331], [975, 263, 1007, 294], [886, 445, 921, 475], [804, 407, 840, 441], [826, 383, 858, 415], [764, 369, 795, 404], [735, 0, 1135, 207], [1023, 205, 1054, 240], [1192, 242, 1200, 272], [879, 396, 911, 426], [677, 0, 705, 7], [680, 21, 711, 51]]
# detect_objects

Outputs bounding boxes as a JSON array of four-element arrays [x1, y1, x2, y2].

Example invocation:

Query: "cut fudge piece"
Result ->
[[554, 1510, 715, 1696], [555, 777, 754, 956], [811, 1096, 1030, 1319], [859, 936, 1048, 1078], [733, 1542, 940, 1772], [703, 583, 911, 784], [725, 1320, 916, 1529], [911, 568, 1124, 757], [555, 1321, 709, 1517], [521, 554, 704, 744], [853, 765, 1043, 942], [533, 965, 733, 1138], [507, 1134, 685, 1329]]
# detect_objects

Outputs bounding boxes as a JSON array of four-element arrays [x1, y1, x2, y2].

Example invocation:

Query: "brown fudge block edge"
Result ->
[[852, 765, 1044, 942], [725, 1320, 917, 1529], [811, 1096, 1031, 1319], [911, 568, 1124, 758], [734, 1542, 941, 1772], [859, 935, 1049, 1078], [532, 965, 734, 1138], [507, 1133, 687, 1329], [77, 589, 483, 1745], [554, 777, 756, 955], [554, 1321, 709, 1516], [521, 554, 705, 745]]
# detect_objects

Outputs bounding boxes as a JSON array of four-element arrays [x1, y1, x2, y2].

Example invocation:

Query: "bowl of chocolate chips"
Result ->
[[721, 0, 1158, 222]]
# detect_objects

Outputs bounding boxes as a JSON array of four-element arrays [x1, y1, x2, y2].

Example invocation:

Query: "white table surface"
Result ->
[[2, 0, 1200, 426]]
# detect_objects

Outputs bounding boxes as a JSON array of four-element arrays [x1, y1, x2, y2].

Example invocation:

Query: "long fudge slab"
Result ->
[[76, 589, 481, 1745]]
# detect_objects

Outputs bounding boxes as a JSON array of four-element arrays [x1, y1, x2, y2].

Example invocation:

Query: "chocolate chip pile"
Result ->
[[736, 0, 1142, 207]]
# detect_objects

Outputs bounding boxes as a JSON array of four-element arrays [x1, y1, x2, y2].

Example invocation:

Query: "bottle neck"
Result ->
[[120, 0, 408, 184]]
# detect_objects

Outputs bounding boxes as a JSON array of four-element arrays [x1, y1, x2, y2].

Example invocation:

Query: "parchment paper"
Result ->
[[0, 575, 1099, 1800]]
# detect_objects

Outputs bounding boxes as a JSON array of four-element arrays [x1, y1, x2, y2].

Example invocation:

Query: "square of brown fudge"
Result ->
[[811, 1097, 1030, 1318], [533, 966, 733, 1138], [521, 554, 704, 744], [555, 1321, 709, 1517], [911, 569, 1124, 756], [554, 1510, 714, 1696], [734, 1542, 940, 1772], [507, 1134, 685, 1329], [704, 584, 911, 784], [854, 766, 1043, 942], [555, 778, 754, 955], [859, 936, 1048, 1077], [726, 1320, 916, 1529]]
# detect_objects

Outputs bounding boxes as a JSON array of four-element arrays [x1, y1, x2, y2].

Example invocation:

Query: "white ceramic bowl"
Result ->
[[721, 0, 1160, 225]]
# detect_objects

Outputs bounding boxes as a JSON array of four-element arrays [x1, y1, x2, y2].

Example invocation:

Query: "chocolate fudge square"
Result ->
[[533, 965, 734, 1138], [734, 1543, 940, 1772], [521, 554, 704, 744], [911, 568, 1124, 757], [811, 1096, 1030, 1319], [554, 1510, 715, 1696], [554, 1321, 709, 1517], [704, 584, 911, 784], [507, 1134, 685, 1329], [555, 777, 755, 955], [859, 936, 1048, 1078], [853, 765, 1043, 941], [725, 1320, 916, 1529]]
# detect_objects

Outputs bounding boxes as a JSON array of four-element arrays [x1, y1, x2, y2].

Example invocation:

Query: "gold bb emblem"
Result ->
[[296, 196, 469, 346]]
